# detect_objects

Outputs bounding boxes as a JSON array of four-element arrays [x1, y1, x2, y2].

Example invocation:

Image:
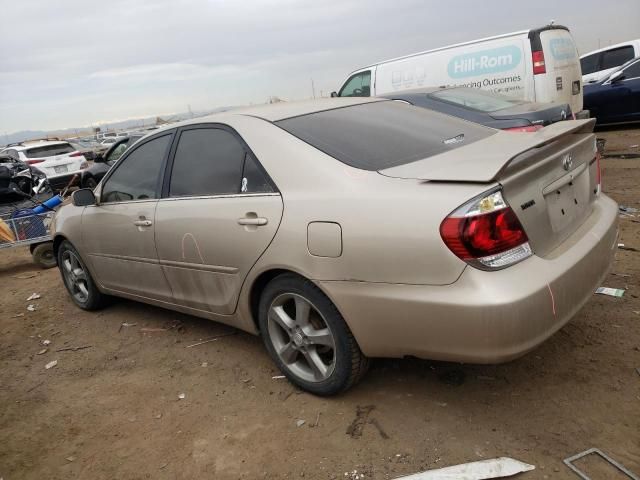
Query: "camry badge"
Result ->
[[562, 153, 573, 171]]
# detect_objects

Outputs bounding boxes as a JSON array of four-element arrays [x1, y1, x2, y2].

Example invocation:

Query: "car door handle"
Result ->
[[133, 220, 153, 227], [237, 217, 268, 226]]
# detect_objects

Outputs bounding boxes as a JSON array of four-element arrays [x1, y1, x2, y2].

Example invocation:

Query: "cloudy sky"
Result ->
[[1, 0, 638, 133]]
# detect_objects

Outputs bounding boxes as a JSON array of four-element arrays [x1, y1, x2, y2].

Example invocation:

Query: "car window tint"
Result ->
[[601, 46, 634, 70], [276, 101, 494, 170], [101, 134, 170, 203], [580, 53, 600, 75], [241, 153, 273, 193], [24, 143, 74, 158], [623, 60, 640, 78], [339, 71, 371, 97], [169, 128, 245, 197]]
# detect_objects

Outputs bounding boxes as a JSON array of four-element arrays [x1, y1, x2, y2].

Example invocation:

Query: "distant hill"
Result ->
[[2, 106, 240, 145]]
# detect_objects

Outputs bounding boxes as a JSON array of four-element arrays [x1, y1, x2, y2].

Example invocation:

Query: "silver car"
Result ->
[[53, 98, 618, 395]]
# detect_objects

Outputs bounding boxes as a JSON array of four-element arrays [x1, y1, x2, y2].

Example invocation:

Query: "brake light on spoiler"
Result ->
[[440, 189, 532, 270]]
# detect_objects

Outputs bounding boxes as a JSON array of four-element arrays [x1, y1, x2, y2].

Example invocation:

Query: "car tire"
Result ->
[[84, 176, 98, 189], [57, 240, 107, 310], [32, 242, 57, 269], [259, 273, 369, 395]]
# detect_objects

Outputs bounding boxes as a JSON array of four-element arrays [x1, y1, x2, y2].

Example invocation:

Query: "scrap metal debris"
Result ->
[[394, 457, 535, 479], [45, 360, 58, 370], [27, 304, 36, 312], [563, 448, 639, 480], [595, 287, 625, 298]]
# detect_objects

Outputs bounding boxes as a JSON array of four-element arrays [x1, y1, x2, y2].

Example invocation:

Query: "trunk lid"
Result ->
[[379, 118, 599, 256]]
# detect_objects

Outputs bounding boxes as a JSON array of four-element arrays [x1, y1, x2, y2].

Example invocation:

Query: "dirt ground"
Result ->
[[1, 127, 639, 480]]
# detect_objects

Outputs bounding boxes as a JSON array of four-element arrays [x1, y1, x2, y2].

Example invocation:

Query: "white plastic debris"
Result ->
[[394, 457, 535, 480], [178, 393, 185, 400], [45, 360, 58, 370], [296, 419, 305, 427], [27, 304, 36, 312], [42, 339, 51, 346], [272, 375, 286, 379], [26, 293, 41, 301], [37, 348, 48, 355], [201, 362, 208, 367], [595, 287, 625, 298]]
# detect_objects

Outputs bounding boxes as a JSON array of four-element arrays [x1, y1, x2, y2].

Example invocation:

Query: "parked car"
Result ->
[[333, 24, 587, 118], [80, 135, 143, 189], [580, 39, 640, 84], [583, 57, 640, 125], [69, 139, 102, 161], [53, 98, 617, 395], [382, 86, 572, 131], [0, 139, 88, 190]]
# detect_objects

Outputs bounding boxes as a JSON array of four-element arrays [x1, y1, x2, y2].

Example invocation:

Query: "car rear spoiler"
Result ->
[[378, 119, 596, 183]]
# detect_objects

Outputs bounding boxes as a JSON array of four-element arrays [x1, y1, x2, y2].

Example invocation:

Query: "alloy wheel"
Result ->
[[61, 250, 90, 303], [267, 293, 336, 382]]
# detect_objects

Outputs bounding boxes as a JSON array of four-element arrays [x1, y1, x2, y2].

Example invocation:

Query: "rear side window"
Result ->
[[580, 53, 600, 75], [601, 46, 634, 70], [429, 88, 522, 112], [169, 128, 272, 197], [276, 101, 494, 170], [101, 134, 171, 203], [25, 143, 74, 158], [338, 71, 371, 97]]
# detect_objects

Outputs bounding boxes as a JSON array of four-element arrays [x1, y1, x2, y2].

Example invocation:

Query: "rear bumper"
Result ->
[[320, 194, 618, 363]]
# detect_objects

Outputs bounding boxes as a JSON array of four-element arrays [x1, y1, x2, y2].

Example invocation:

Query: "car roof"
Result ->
[[164, 97, 383, 129]]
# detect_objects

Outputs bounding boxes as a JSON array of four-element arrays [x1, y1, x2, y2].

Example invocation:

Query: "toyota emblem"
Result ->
[[562, 153, 573, 171]]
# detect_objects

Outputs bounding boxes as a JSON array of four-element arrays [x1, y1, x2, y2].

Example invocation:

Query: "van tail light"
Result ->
[[26, 159, 45, 165], [502, 125, 543, 133], [532, 50, 546, 75], [70, 151, 84, 157], [440, 189, 532, 270]]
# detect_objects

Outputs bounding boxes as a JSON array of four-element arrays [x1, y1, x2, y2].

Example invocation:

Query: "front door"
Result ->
[[82, 132, 174, 301], [154, 126, 283, 314]]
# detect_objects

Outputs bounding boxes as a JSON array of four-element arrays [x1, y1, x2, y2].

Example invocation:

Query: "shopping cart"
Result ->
[[0, 208, 57, 268]]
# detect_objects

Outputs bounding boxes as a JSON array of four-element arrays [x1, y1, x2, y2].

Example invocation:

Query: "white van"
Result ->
[[333, 24, 587, 117], [580, 39, 640, 84]]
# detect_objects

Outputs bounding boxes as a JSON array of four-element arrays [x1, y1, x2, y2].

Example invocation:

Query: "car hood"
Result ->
[[378, 119, 595, 183]]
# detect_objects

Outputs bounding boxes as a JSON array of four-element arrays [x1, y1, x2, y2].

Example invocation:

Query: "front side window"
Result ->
[[101, 134, 171, 203], [601, 46, 634, 70], [169, 128, 272, 197], [622, 60, 640, 79], [580, 53, 600, 75], [338, 71, 371, 97]]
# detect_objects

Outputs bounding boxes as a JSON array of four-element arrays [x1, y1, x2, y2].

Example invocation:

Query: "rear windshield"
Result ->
[[275, 101, 494, 170], [25, 143, 74, 158], [430, 88, 523, 112]]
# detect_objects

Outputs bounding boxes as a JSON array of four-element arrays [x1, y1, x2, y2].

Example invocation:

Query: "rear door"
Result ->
[[154, 125, 283, 315], [535, 27, 583, 113]]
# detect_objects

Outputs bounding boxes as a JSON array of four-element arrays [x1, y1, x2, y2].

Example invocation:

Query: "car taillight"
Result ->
[[440, 189, 532, 270], [502, 125, 543, 133], [532, 50, 546, 75], [70, 151, 84, 157], [26, 159, 44, 165]]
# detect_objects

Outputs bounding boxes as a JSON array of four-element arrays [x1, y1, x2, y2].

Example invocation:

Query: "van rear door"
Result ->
[[531, 27, 583, 114]]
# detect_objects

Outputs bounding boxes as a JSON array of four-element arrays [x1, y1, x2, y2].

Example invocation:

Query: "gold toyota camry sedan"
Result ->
[[53, 98, 618, 395]]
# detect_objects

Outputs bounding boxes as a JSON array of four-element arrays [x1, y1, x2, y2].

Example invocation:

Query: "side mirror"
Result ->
[[72, 188, 97, 207], [330, 91, 338, 98], [609, 71, 625, 83], [94, 153, 105, 163]]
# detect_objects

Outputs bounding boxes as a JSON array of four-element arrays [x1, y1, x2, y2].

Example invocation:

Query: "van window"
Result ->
[[580, 53, 600, 75], [276, 101, 494, 171], [601, 46, 634, 70], [338, 71, 371, 97]]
